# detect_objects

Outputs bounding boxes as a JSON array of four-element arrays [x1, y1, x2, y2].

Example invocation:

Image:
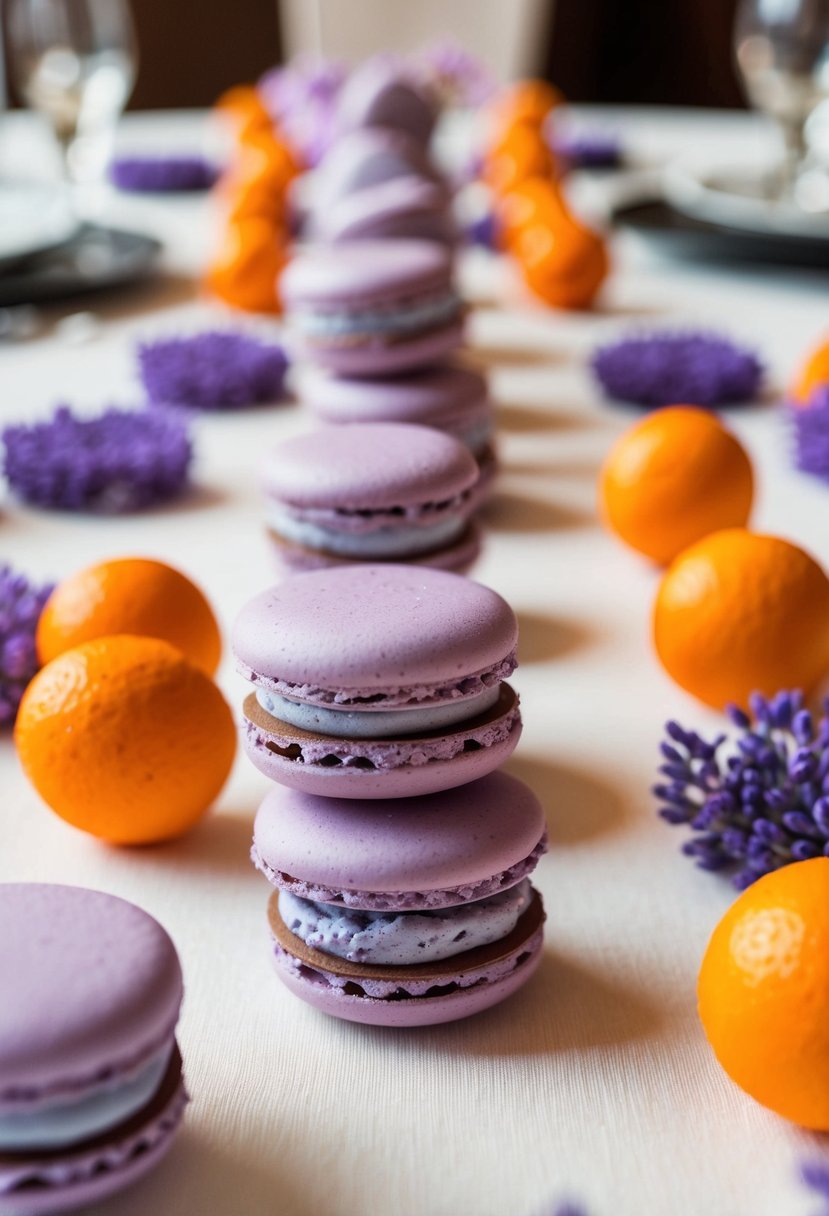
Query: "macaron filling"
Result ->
[[240, 648, 517, 709], [243, 680, 521, 775], [255, 682, 501, 738], [277, 879, 533, 965], [268, 889, 545, 1002], [0, 1044, 173, 1151], [0, 1049, 187, 1198], [266, 500, 470, 559], [293, 290, 461, 343]]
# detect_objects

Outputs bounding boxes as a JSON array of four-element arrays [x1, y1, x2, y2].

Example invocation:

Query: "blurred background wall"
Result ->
[[3, 0, 747, 110]]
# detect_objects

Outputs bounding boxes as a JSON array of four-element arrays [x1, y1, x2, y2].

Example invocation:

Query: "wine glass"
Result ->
[[6, 0, 137, 191], [734, 0, 829, 208]]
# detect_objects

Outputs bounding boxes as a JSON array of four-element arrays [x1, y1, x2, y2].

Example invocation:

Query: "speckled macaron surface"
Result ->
[[251, 770, 547, 910], [0, 884, 186, 1215]]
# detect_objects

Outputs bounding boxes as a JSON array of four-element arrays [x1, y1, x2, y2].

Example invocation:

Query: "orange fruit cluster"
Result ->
[[698, 858, 829, 1130], [206, 85, 302, 313], [482, 80, 609, 310], [16, 558, 235, 844]]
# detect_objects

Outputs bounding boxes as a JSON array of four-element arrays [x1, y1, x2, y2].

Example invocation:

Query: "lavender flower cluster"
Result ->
[[110, 155, 219, 193], [2, 406, 192, 512], [0, 565, 53, 725], [592, 331, 763, 408], [790, 385, 829, 483], [654, 691, 829, 890], [138, 331, 288, 410], [258, 56, 348, 167]]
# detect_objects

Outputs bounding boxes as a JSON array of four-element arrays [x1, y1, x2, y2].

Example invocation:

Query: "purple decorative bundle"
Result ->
[[0, 565, 53, 725]]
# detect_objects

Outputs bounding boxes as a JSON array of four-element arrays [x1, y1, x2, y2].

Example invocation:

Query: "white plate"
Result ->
[[664, 157, 829, 240], [0, 183, 78, 267]]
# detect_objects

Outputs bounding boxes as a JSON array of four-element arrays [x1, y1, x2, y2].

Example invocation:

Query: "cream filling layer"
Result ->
[[0, 1046, 172, 1151], [267, 504, 466, 558], [255, 683, 501, 738], [293, 291, 460, 339]]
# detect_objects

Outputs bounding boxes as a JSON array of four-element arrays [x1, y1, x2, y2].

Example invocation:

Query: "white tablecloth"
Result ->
[[1, 108, 828, 1216]]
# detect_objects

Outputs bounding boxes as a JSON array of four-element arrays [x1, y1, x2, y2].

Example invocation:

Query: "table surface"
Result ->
[[1, 107, 828, 1216]]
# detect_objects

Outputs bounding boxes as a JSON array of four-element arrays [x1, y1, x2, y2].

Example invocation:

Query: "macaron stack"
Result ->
[[275, 57, 497, 568], [233, 563, 547, 1026]]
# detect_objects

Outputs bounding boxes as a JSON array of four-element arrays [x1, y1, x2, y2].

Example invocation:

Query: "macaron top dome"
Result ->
[[300, 364, 490, 428], [262, 423, 477, 509], [281, 239, 454, 309], [232, 564, 517, 702], [336, 58, 438, 145], [0, 884, 183, 1106], [253, 770, 545, 896]]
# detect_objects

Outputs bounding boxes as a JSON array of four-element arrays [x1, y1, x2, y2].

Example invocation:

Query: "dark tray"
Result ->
[[0, 224, 162, 306], [612, 197, 829, 270]]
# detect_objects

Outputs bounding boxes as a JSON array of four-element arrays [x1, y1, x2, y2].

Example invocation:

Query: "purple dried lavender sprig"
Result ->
[[110, 155, 219, 193], [258, 56, 347, 167], [415, 39, 496, 107], [0, 565, 53, 725], [789, 385, 829, 484], [591, 330, 763, 408], [801, 1160, 829, 1216], [137, 331, 288, 410], [2, 405, 192, 513], [654, 690, 829, 889]]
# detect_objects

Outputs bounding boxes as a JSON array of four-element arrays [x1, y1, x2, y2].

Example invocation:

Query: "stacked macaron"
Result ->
[[233, 563, 547, 1025], [274, 58, 496, 572]]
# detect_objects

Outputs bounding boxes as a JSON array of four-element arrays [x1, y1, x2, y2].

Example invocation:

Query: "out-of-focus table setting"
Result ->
[[2, 2, 829, 1214]]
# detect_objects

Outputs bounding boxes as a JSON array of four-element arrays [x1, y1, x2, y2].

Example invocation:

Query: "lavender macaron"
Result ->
[[298, 363, 496, 494], [263, 422, 480, 573], [281, 239, 464, 377], [232, 564, 521, 799], [335, 58, 438, 146], [0, 884, 186, 1215], [252, 772, 547, 1026]]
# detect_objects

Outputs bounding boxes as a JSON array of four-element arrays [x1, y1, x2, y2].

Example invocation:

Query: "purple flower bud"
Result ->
[[792, 708, 814, 744], [813, 798, 829, 837], [721, 828, 749, 857], [791, 839, 820, 860], [782, 810, 823, 838], [752, 818, 786, 843], [726, 703, 751, 728], [749, 692, 772, 723], [0, 564, 53, 725]]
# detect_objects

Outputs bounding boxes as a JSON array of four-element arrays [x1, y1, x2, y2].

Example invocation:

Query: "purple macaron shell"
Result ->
[[335, 58, 438, 146], [232, 564, 517, 703], [271, 923, 543, 1027], [295, 321, 464, 379], [0, 1081, 187, 1215], [263, 422, 477, 510], [242, 705, 521, 798], [0, 885, 182, 1110], [270, 519, 482, 577], [298, 363, 491, 438], [251, 770, 546, 909], [281, 239, 453, 309], [314, 177, 457, 247], [313, 127, 446, 211]]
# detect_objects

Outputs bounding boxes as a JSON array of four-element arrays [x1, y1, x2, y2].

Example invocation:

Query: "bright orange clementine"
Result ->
[[791, 334, 829, 405], [205, 216, 288, 313], [513, 212, 609, 309], [600, 407, 754, 565], [496, 177, 563, 252], [487, 79, 563, 138], [653, 529, 829, 710], [214, 85, 274, 140], [37, 557, 222, 675], [15, 636, 236, 844], [482, 124, 554, 197], [698, 858, 829, 1129]]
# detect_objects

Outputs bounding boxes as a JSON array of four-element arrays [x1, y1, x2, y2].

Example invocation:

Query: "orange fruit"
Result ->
[[220, 138, 300, 226], [214, 85, 274, 141], [513, 213, 609, 309], [698, 858, 829, 1129], [487, 79, 562, 138], [15, 636, 236, 844], [600, 407, 754, 565], [205, 216, 288, 313], [483, 124, 554, 197], [496, 177, 563, 252], [653, 528, 829, 710], [37, 557, 222, 675], [791, 334, 829, 405]]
